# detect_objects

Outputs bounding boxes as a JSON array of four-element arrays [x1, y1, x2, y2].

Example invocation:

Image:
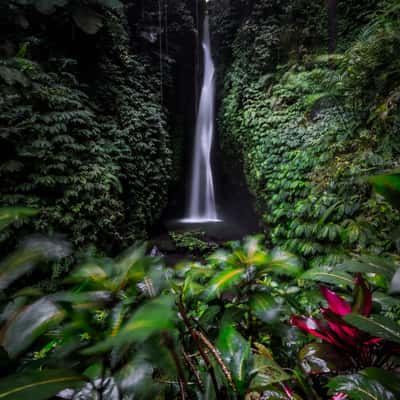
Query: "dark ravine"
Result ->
[[153, 5, 260, 263]]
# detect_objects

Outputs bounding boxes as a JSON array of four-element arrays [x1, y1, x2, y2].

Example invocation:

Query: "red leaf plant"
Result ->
[[290, 274, 399, 399], [290, 274, 395, 370]]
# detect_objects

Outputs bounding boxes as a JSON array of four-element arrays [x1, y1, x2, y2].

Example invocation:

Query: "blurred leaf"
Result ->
[[114, 243, 147, 275], [84, 295, 176, 354], [116, 356, 158, 399], [0, 249, 42, 290], [344, 314, 400, 344], [298, 343, 350, 374], [205, 268, 244, 300], [49, 291, 113, 306], [250, 293, 281, 324], [373, 292, 399, 309], [0, 369, 84, 400], [369, 171, 400, 210], [217, 324, 250, 394], [361, 368, 400, 397], [327, 372, 397, 400], [337, 257, 396, 281], [0, 208, 38, 232], [182, 275, 204, 300], [301, 267, 353, 287], [2, 298, 64, 358], [68, 262, 108, 284], [265, 249, 303, 277], [250, 343, 290, 389]]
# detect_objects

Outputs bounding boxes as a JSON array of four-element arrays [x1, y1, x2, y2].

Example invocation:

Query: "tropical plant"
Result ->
[[292, 275, 400, 375]]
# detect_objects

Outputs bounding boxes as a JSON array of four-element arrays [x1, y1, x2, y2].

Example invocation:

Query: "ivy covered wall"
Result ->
[[211, 0, 400, 264], [0, 0, 197, 250]]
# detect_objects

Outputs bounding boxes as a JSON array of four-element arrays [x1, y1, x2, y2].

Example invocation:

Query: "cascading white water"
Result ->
[[182, 16, 220, 223]]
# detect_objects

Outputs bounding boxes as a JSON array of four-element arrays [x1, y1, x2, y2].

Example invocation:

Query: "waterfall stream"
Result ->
[[182, 16, 220, 223]]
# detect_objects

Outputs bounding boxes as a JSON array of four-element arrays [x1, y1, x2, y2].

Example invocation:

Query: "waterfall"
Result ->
[[182, 16, 220, 223]]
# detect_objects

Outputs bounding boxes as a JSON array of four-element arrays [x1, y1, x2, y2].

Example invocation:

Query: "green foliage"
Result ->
[[217, 0, 400, 264], [169, 230, 217, 254], [13, 0, 123, 34], [0, 207, 399, 399], [0, 0, 196, 249], [328, 370, 400, 400], [344, 313, 400, 344], [0, 370, 85, 400]]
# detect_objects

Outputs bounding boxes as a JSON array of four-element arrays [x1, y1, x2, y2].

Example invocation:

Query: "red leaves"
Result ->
[[290, 275, 380, 360], [320, 286, 351, 316], [290, 314, 352, 349], [331, 393, 348, 400]]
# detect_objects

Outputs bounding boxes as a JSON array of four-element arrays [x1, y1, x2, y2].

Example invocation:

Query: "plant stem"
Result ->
[[178, 300, 221, 397], [163, 332, 191, 400], [193, 330, 236, 392], [183, 350, 204, 391]]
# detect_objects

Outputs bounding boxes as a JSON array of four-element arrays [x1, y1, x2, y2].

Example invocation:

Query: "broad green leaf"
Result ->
[[361, 369, 400, 397], [227, 236, 271, 268], [337, 257, 396, 281], [205, 268, 244, 300], [250, 343, 290, 389], [115, 243, 147, 275], [0, 369, 84, 400], [301, 266, 353, 287], [67, 262, 108, 285], [49, 290, 113, 305], [116, 357, 158, 399], [114, 244, 149, 287], [369, 171, 400, 210], [250, 293, 281, 323], [0, 207, 38, 231], [327, 373, 396, 400], [217, 324, 250, 394], [0, 249, 43, 290], [344, 314, 400, 344], [0, 235, 69, 290], [263, 249, 303, 277], [84, 295, 176, 354], [298, 343, 351, 374], [2, 298, 64, 358], [373, 292, 399, 309], [182, 275, 204, 300]]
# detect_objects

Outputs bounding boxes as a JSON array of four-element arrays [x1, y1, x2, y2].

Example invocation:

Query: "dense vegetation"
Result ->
[[0, 0, 399, 399], [1, 197, 400, 399], [212, 0, 400, 264], [0, 0, 197, 249]]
